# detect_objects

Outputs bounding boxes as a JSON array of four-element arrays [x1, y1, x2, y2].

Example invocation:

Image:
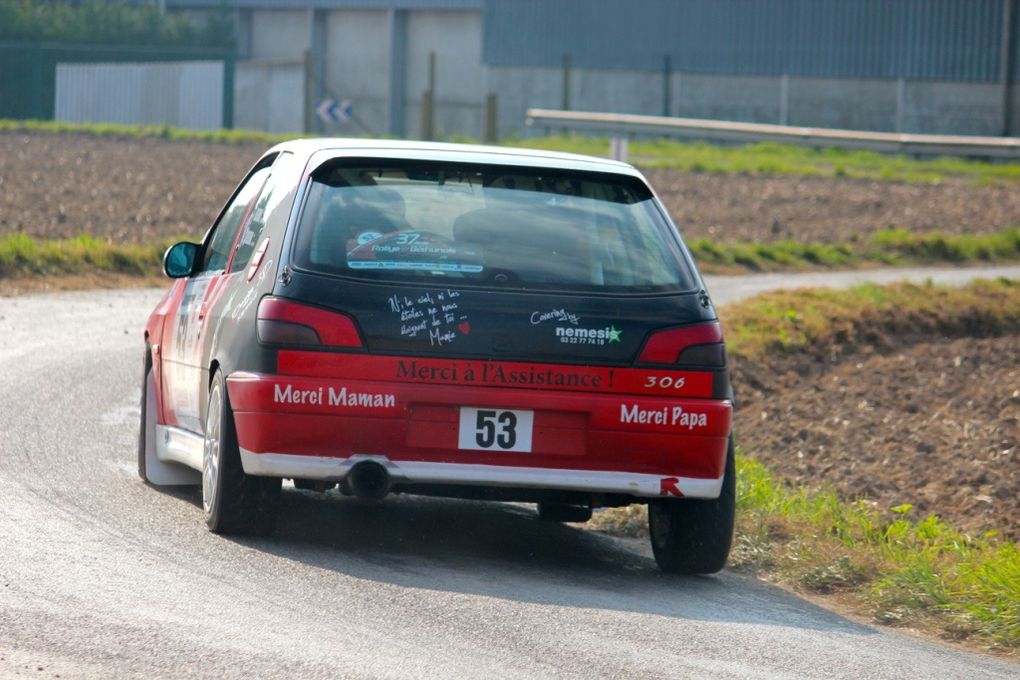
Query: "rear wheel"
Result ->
[[536, 503, 593, 523], [203, 370, 281, 535], [648, 436, 735, 574]]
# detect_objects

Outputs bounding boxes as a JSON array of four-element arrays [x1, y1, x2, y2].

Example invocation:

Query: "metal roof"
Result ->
[[483, 0, 1018, 83], [167, 0, 481, 8]]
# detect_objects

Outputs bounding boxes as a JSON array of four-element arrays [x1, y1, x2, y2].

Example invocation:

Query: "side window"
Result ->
[[199, 165, 273, 273], [229, 152, 295, 273]]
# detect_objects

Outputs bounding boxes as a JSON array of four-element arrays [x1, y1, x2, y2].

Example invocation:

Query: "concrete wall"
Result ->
[[674, 74, 783, 124], [322, 9, 390, 136], [901, 81, 1004, 136], [249, 10, 310, 60], [485, 67, 563, 140], [500, 66, 1020, 139], [221, 7, 1020, 140], [786, 77, 898, 131], [404, 10, 485, 139], [235, 59, 304, 133]]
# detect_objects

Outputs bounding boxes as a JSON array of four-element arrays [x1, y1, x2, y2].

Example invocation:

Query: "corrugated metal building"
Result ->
[[484, 0, 1017, 82], [165, 0, 1020, 137]]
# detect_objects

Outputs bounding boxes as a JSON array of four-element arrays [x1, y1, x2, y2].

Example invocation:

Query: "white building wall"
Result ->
[[249, 9, 310, 60], [235, 58, 305, 133], [405, 11, 484, 139], [321, 9, 390, 136]]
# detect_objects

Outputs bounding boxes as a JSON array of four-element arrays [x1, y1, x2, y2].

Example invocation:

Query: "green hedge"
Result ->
[[0, 0, 232, 48]]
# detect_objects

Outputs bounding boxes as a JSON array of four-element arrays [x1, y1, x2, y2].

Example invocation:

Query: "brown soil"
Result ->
[[2, 131, 1019, 245], [0, 132, 263, 243], [644, 170, 1020, 243], [734, 335, 1020, 540]]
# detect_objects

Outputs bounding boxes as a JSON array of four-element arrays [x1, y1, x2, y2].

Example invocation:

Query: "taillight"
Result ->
[[637, 321, 726, 367], [256, 297, 363, 349]]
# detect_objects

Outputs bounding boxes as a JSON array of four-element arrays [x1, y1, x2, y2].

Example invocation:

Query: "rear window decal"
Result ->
[[387, 289, 470, 347], [347, 231, 483, 274]]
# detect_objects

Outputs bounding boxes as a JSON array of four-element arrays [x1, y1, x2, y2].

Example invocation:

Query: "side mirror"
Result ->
[[163, 241, 199, 278]]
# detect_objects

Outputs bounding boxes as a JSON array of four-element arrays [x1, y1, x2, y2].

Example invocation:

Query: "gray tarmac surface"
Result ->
[[1, 266, 1019, 679]]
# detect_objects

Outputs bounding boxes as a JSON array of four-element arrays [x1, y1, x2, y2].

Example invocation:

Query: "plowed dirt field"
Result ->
[[3, 131, 1020, 244]]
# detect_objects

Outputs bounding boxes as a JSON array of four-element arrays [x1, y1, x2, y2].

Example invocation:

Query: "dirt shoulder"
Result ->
[[734, 334, 1019, 541]]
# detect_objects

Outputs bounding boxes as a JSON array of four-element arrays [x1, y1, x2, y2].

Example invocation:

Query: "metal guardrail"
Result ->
[[525, 108, 1020, 160]]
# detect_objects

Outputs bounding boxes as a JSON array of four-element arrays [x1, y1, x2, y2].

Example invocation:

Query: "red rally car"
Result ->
[[139, 139, 735, 574]]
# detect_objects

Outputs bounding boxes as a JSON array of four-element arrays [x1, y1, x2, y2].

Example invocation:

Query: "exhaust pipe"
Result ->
[[345, 461, 391, 503]]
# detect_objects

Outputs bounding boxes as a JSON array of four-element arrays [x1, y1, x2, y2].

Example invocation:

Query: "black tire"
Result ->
[[202, 370, 281, 535], [137, 347, 152, 482], [536, 503, 593, 523], [648, 436, 735, 575]]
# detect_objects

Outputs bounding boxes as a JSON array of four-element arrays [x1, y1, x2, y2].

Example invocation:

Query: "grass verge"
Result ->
[[4, 229, 1020, 283], [591, 454, 1019, 653], [0, 118, 290, 146], [5, 119, 1020, 185], [721, 276, 1020, 364], [511, 135, 1020, 185], [0, 233, 168, 278], [690, 228, 1020, 273], [734, 454, 1019, 652], [593, 277, 1020, 653]]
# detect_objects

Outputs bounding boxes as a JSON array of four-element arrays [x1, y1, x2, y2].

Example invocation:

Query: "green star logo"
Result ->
[[608, 325, 622, 343]]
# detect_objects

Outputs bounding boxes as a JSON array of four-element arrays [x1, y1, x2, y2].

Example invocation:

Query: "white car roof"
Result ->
[[267, 138, 642, 177]]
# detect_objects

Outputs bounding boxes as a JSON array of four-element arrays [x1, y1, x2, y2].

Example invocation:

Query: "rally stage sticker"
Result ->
[[347, 231, 483, 273]]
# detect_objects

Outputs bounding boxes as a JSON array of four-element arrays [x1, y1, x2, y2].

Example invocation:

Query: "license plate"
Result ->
[[458, 407, 534, 452]]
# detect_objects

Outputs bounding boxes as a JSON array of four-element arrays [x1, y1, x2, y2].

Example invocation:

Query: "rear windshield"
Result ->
[[292, 159, 696, 294]]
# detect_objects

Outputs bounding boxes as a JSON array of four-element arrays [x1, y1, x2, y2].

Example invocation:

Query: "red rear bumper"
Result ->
[[226, 363, 731, 499]]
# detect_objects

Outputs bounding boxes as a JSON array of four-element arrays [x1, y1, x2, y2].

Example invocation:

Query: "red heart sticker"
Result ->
[[458, 321, 471, 335]]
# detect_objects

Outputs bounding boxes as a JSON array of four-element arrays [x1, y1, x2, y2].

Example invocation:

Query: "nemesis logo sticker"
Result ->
[[555, 325, 622, 345]]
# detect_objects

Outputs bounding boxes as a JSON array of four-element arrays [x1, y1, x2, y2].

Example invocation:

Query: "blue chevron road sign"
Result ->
[[315, 98, 352, 125]]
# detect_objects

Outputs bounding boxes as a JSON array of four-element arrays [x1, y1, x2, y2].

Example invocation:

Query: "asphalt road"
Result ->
[[2, 266, 1019, 679]]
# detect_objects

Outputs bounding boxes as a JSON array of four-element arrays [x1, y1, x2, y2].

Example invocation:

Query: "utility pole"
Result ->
[[1001, 0, 1017, 136]]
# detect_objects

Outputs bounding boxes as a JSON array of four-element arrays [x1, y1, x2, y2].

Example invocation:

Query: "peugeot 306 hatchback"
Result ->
[[140, 139, 735, 574]]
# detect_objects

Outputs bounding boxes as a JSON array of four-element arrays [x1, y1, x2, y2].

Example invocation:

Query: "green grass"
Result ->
[[506, 135, 1020, 184], [591, 453, 1019, 650], [735, 454, 1019, 650], [689, 228, 1020, 273], [6, 119, 1020, 184], [0, 118, 292, 145], [0, 233, 168, 278], [4, 227, 1020, 283], [721, 277, 1020, 363]]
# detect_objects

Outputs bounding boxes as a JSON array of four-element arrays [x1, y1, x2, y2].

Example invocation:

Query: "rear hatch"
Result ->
[[267, 156, 727, 397]]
